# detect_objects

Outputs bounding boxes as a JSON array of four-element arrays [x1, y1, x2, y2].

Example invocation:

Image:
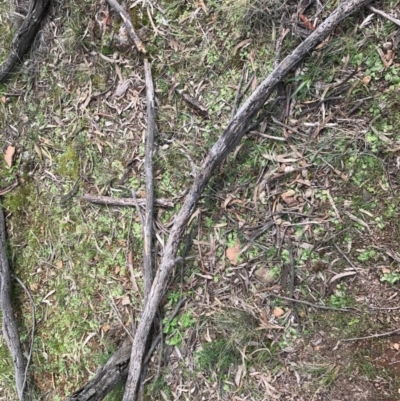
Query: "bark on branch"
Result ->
[[143, 59, 156, 302], [62, 1, 371, 400], [106, 0, 146, 53], [0, 0, 51, 83], [0, 207, 30, 401], [122, 1, 372, 400]]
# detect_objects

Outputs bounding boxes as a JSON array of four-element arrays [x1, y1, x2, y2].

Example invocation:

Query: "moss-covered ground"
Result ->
[[2, 0, 400, 400]]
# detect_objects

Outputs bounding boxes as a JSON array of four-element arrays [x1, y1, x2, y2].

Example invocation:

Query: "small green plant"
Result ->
[[329, 284, 350, 308], [167, 290, 181, 305], [163, 312, 194, 346], [375, 216, 385, 229], [380, 271, 400, 285], [357, 248, 376, 262]]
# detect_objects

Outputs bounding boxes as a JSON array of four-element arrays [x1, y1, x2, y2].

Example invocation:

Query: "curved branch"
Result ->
[[121, 1, 372, 399], [0, 0, 51, 83]]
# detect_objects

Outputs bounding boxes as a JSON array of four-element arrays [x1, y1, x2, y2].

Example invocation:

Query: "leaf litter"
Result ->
[[2, 0, 400, 400]]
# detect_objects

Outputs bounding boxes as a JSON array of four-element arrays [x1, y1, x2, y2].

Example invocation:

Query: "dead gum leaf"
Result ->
[[226, 242, 240, 265], [4, 145, 15, 168]]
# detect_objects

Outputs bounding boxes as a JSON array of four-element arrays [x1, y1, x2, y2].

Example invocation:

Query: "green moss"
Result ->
[[57, 146, 80, 179], [3, 183, 35, 215]]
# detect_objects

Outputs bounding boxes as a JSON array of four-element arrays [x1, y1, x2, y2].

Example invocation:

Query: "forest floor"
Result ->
[[2, 0, 400, 400]]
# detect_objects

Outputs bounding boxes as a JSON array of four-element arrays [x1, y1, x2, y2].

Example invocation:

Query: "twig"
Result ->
[[286, 235, 301, 326], [369, 6, 400, 27], [334, 243, 357, 269], [131, 189, 145, 228], [106, 0, 146, 53], [342, 328, 400, 342], [143, 59, 156, 302], [238, 73, 255, 103], [0, 180, 19, 195], [231, 66, 246, 119], [106, 290, 134, 341], [0, 206, 29, 400], [122, 3, 373, 400], [82, 194, 173, 208], [266, 293, 360, 313]]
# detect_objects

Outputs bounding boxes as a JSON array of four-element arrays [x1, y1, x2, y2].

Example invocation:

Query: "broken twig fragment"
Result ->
[[82, 194, 173, 208], [106, 0, 146, 53], [175, 88, 208, 117]]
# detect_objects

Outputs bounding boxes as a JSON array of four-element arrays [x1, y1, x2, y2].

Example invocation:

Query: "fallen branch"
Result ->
[[65, 341, 131, 401], [82, 193, 173, 208], [266, 293, 360, 313], [0, 0, 51, 83], [106, 0, 146, 53], [0, 207, 30, 400], [369, 6, 400, 27], [64, 298, 186, 401], [143, 59, 156, 301], [121, 1, 372, 400], [342, 327, 400, 342]]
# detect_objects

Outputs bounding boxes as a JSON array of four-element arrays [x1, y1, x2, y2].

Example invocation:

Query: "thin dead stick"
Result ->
[[342, 328, 400, 342], [334, 243, 357, 269], [82, 193, 173, 208], [0, 207, 29, 401], [122, 2, 372, 400], [106, 0, 146, 53], [231, 66, 246, 119], [131, 189, 145, 229], [143, 58, 156, 302], [238, 73, 255, 103], [369, 6, 400, 27], [266, 293, 360, 313]]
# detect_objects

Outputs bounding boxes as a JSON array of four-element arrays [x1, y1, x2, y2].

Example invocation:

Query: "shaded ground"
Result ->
[[1, 0, 400, 400]]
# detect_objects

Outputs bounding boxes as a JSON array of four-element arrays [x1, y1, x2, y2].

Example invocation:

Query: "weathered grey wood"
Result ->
[[143, 59, 156, 302], [0, 207, 29, 401], [0, 0, 51, 83], [121, 1, 372, 400], [65, 342, 131, 401], [106, 0, 146, 53]]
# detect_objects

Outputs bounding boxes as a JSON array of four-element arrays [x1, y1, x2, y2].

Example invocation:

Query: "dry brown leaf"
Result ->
[[233, 39, 252, 55], [102, 323, 110, 333], [299, 13, 315, 31], [362, 75, 371, 85], [226, 242, 240, 265], [4, 145, 15, 168], [235, 364, 244, 387], [56, 261, 63, 269], [273, 307, 284, 318]]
